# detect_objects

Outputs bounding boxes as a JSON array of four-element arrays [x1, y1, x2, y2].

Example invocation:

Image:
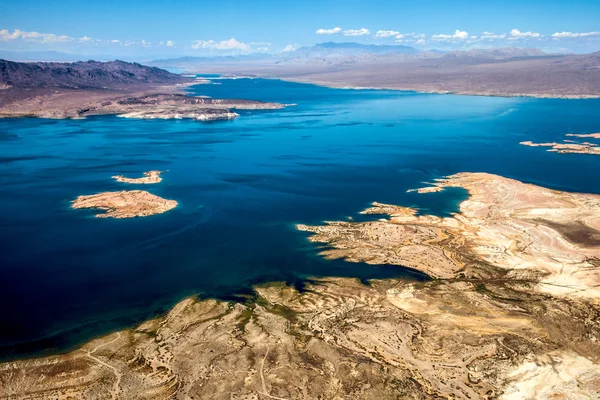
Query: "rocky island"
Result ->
[[0, 59, 283, 120], [567, 132, 600, 139], [3, 172, 600, 398], [72, 190, 177, 218], [112, 170, 164, 184], [521, 132, 600, 155]]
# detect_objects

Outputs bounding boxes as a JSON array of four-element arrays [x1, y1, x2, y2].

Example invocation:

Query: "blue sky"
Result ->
[[1, 0, 599, 59]]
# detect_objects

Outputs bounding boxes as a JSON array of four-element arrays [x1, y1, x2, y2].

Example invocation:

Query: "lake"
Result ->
[[1, 77, 599, 359]]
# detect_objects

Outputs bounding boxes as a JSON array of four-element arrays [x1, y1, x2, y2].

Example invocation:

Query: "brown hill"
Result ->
[[0, 59, 187, 90]]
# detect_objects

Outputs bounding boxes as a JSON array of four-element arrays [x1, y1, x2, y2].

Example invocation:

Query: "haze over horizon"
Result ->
[[1, 0, 600, 61]]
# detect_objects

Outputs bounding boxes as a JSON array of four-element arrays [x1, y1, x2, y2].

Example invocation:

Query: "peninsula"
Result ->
[[0, 59, 283, 120], [4, 173, 600, 398]]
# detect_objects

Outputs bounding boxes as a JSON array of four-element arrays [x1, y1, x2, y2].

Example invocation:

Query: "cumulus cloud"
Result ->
[[343, 28, 371, 37], [191, 40, 214, 49], [375, 30, 400, 38], [551, 31, 600, 38], [111, 39, 120, 43], [192, 38, 251, 51], [166, 40, 175, 47], [316, 27, 342, 35], [79, 36, 92, 42], [509, 28, 542, 39], [481, 31, 506, 40], [283, 44, 299, 52], [432, 30, 469, 41], [0, 28, 73, 43], [213, 38, 251, 51]]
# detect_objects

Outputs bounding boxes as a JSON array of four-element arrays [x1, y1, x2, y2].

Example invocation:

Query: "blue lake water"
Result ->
[[1, 78, 599, 359]]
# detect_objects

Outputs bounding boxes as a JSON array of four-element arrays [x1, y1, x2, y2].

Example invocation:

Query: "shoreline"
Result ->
[[274, 76, 600, 99], [3, 172, 600, 398], [0, 84, 284, 121]]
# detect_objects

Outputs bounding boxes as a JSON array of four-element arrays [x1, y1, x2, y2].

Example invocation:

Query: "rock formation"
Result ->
[[72, 190, 177, 218]]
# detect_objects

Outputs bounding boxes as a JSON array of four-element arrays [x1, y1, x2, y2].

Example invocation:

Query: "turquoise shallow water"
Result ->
[[1, 78, 599, 359]]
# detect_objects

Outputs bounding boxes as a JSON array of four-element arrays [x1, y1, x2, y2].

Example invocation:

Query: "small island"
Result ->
[[112, 170, 163, 184], [520, 132, 600, 155], [566, 132, 600, 139], [72, 190, 177, 218]]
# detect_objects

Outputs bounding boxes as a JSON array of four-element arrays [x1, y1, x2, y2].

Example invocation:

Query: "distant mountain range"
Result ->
[[147, 43, 600, 99], [150, 42, 423, 67], [150, 42, 560, 69], [1, 43, 596, 99], [284, 41, 419, 58], [0, 50, 119, 62], [0, 59, 186, 90]]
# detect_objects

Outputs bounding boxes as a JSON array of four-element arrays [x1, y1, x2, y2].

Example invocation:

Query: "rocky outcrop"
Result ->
[[112, 170, 163, 184], [88, 94, 283, 121], [71, 190, 177, 218], [521, 132, 600, 155]]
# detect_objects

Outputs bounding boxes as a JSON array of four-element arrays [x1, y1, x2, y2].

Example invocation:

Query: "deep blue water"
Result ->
[[1, 78, 599, 360]]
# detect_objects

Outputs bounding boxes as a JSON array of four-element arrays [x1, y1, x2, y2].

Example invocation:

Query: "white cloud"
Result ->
[[412, 33, 426, 39], [395, 34, 405, 40], [375, 30, 400, 38], [415, 39, 426, 45], [79, 36, 92, 42], [213, 38, 251, 51], [111, 39, 120, 43], [432, 30, 469, 41], [481, 31, 506, 40], [192, 38, 251, 51], [191, 40, 215, 49], [0, 28, 73, 43], [140, 39, 151, 47], [283, 44, 299, 52], [509, 28, 542, 39], [250, 41, 271, 51], [316, 27, 342, 35], [166, 40, 175, 47], [343, 28, 371, 37], [551, 31, 600, 38], [0, 29, 21, 40]]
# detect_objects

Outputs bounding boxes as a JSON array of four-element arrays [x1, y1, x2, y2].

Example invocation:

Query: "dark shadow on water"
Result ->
[[0, 256, 429, 362]]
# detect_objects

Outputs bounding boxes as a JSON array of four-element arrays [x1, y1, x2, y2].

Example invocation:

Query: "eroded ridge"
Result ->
[[72, 190, 177, 218], [299, 172, 600, 299], [1, 275, 599, 399]]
